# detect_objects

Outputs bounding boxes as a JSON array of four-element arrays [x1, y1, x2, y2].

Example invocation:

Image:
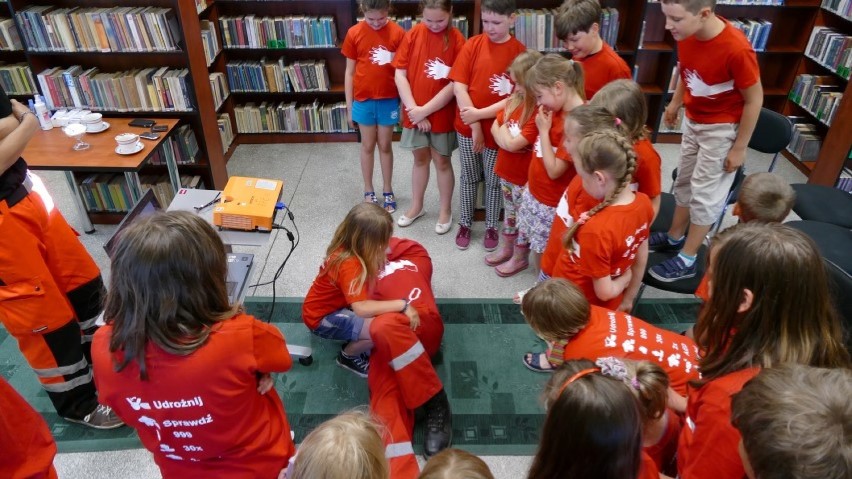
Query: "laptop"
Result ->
[[103, 189, 254, 304]]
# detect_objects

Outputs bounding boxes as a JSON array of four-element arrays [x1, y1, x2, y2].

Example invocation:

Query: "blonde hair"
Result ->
[[526, 54, 586, 102], [291, 410, 389, 479], [505, 50, 543, 127], [736, 172, 795, 223], [419, 449, 495, 479], [565, 104, 622, 139], [563, 129, 637, 251], [521, 278, 591, 341], [596, 357, 669, 426], [590, 80, 649, 141], [325, 203, 393, 296]]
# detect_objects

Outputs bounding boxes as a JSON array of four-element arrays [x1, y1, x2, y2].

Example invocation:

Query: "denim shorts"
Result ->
[[352, 98, 400, 126], [311, 308, 365, 342]]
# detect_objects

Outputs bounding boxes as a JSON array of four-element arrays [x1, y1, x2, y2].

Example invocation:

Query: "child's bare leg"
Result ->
[[343, 317, 374, 356], [668, 204, 690, 239], [682, 223, 712, 257], [405, 147, 431, 217], [377, 125, 395, 193], [360, 125, 378, 193], [433, 149, 454, 224]]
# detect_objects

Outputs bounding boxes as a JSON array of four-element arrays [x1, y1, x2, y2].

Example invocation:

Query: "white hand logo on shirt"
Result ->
[[683, 69, 734, 98], [370, 46, 394, 65], [555, 195, 574, 228], [126, 396, 151, 411], [424, 58, 451, 80], [489, 73, 513, 97], [604, 334, 617, 348], [507, 119, 521, 138]]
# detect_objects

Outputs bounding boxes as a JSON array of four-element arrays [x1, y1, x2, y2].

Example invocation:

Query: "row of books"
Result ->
[[219, 15, 338, 49], [37, 66, 195, 112], [786, 118, 823, 162], [15, 6, 182, 53], [0, 18, 22, 51], [822, 0, 852, 19], [234, 101, 353, 134], [391, 16, 469, 39], [147, 124, 201, 166], [78, 172, 206, 214], [729, 18, 772, 52], [805, 26, 851, 80], [512, 9, 564, 53], [226, 59, 330, 93], [218, 113, 235, 153], [210, 72, 229, 110], [788, 74, 844, 126], [0, 63, 37, 95], [599, 8, 620, 51], [201, 20, 221, 67]]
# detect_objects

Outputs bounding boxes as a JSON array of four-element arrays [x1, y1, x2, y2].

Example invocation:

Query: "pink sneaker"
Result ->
[[483, 227, 499, 251], [455, 225, 471, 250]]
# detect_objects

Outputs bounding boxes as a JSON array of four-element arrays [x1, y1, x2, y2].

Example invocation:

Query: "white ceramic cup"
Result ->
[[83, 113, 103, 132], [115, 133, 139, 152]]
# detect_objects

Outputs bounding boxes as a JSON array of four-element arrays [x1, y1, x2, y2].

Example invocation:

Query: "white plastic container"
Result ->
[[33, 96, 53, 130]]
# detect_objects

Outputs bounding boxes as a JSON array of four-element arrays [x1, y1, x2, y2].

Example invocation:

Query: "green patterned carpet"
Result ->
[[0, 297, 699, 455]]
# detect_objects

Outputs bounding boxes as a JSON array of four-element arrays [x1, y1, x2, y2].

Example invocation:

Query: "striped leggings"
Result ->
[[457, 134, 501, 229]]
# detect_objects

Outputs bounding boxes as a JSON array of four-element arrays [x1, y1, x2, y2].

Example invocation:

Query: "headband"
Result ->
[[556, 367, 600, 398]]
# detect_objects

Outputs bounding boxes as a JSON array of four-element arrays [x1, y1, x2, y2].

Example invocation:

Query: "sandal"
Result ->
[[523, 352, 555, 373], [364, 191, 377, 204], [383, 192, 396, 213]]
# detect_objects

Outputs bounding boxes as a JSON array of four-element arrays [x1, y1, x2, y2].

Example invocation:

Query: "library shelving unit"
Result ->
[[781, 1, 851, 186], [5, 0, 228, 224], [0, 0, 34, 100]]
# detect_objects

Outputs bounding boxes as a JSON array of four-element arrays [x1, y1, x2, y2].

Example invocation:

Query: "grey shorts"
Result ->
[[399, 128, 458, 157]]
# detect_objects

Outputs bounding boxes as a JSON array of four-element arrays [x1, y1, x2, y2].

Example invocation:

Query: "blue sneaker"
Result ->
[[648, 232, 685, 253], [649, 255, 697, 282]]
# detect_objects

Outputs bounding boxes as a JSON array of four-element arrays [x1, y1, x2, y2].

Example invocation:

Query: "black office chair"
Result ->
[[790, 184, 852, 229], [752, 108, 793, 173]]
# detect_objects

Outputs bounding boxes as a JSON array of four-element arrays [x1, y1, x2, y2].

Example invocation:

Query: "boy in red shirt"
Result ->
[[554, 0, 632, 99], [649, 0, 762, 282], [449, 0, 526, 251]]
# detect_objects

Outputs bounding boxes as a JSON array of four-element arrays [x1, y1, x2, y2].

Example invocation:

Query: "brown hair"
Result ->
[[521, 278, 591, 341], [555, 0, 602, 39], [736, 172, 795, 223], [104, 211, 240, 380], [505, 50, 543, 127], [597, 357, 669, 425], [325, 203, 393, 296], [420, 449, 495, 479], [695, 223, 850, 382], [731, 364, 852, 479], [564, 104, 622, 139], [481, 0, 516, 16], [361, 0, 391, 12], [526, 54, 586, 102], [562, 129, 637, 251], [660, 0, 716, 15], [291, 410, 389, 479], [590, 79, 650, 141], [532, 359, 642, 479], [420, 0, 453, 51]]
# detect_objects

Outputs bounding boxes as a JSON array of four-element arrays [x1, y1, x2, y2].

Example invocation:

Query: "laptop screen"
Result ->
[[103, 189, 161, 256]]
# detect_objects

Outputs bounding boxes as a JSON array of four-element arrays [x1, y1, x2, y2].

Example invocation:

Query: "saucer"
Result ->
[[86, 121, 110, 134], [115, 141, 144, 155]]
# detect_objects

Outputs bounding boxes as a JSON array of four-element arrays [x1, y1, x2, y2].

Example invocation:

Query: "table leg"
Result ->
[[63, 171, 95, 234]]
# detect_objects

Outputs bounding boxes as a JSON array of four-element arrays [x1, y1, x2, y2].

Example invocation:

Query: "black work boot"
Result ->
[[422, 388, 452, 458]]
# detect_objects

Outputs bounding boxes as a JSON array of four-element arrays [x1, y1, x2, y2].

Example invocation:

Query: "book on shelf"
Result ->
[[218, 113, 235, 153], [729, 18, 772, 52], [789, 74, 843, 126], [786, 116, 822, 162], [648, 0, 784, 4], [226, 58, 330, 93], [147, 124, 200, 166], [219, 15, 338, 49], [15, 6, 183, 53], [210, 71, 229, 110], [805, 26, 851, 80], [391, 16, 469, 38], [196, 1, 209, 14], [822, 0, 852, 19], [0, 18, 22, 51], [0, 63, 37, 94], [512, 9, 561, 52], [36, 66, 195, 112], [78, 173, 135, 213], [200, 19, 221, 67], [234, 100, 352, 134]]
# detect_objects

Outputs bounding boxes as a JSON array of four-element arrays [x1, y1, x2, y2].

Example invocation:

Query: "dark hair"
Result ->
[[104, 211, 239, 380], [660, 0, 716, 15], [732, 364, 852, 479], [555, 0, 602, 39], [696, 223, 850, 382], [360, 0, 391, 12], [481, 0, 516, 16], [531, 359, 642, 479]]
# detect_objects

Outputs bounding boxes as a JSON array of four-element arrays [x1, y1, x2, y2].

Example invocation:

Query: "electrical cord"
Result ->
[[252, 204, 299, 322]]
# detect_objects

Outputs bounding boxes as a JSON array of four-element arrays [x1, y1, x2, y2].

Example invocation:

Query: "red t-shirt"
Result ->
[[639, 451, 661, 479], [631, 138, 662, 199], [645, 408, 683, 475], [302, 253, 371, 330], [392, 24, 465, 132], [695, 275, 710, 302], [578, 42, 632, 100], [678, 368, 761, 479], [563, 306, 701, 396], [678, 17, 760, 124], [552, 192, 655, 310], [448, 34, 526, 148], [92, 314, 295, 479], [493, 105, 538, 185], [526, 111, 575, 207], [341, 21, 406, 101], [0, 377, 58, 479], [540, 177, 597, 277]]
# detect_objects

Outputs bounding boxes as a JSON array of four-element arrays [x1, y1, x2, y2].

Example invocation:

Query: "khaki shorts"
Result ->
[[399, 128, 458, 157]]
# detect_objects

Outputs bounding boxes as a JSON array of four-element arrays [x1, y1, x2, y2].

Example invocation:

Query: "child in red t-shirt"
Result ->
[[302, 203, 420, 378], [675, 223, 850, 479], [448, 0, 526, 251], [554, 0, 632, 99], [485, 49, 541, 275], [0, 377, 58, 479], [393, 0, 465, 234], [342, 0, 405, 212], [92, 211, 296, 479]]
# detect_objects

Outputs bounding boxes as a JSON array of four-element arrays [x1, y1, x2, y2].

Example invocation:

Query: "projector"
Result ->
[[212, 176, 284, 231]]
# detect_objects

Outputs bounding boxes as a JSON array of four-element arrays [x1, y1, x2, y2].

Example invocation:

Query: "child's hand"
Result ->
[[416, 119, 431, 132], [257, 373, 274, 394], [471, 123, 484, 153], [724, 146, 746, 173], [459, 106, 480, 125], [404, 305, 420, 330], [663, 104, 679, 128], [347, 110, 355, 129], [406, 105, 428, 125], [535, 108, 552, 132]]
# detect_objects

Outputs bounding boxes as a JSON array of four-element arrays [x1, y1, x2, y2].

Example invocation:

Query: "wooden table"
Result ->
[[22, 117, 180, 233]]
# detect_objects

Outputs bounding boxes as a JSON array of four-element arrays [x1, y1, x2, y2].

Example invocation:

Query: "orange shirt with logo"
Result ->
[[302, 254, 371, 330], [493, 105, 539, 185], [526, 111, 575, 207], [578, 42, 632, 99], [342, 21, 406, 101]]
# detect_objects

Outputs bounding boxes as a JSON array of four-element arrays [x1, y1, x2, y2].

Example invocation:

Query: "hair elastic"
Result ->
[[614, 117, 622, 126], [631, 377, 641, 390], [576, 211, 591, 225], [556, 367, 600, 398]]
